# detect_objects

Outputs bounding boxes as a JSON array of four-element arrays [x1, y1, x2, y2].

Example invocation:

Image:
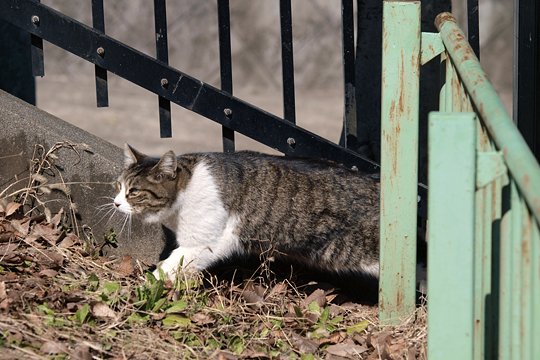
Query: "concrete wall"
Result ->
[[0, 89, 169, 265]]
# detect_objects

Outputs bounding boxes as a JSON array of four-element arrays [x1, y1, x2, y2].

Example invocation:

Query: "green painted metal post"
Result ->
[[379, 0, 420, 324], [427, 112, 476, 360]]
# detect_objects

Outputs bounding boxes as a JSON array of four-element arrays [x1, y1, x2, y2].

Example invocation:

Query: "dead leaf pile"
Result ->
[[0, 201, 426, 359]]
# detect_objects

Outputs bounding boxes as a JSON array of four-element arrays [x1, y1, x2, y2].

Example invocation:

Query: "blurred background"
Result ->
[[32, 0, 513, 156]]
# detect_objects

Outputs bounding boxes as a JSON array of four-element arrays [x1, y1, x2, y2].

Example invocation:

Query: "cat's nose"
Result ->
[[114, 201, 121, 208]]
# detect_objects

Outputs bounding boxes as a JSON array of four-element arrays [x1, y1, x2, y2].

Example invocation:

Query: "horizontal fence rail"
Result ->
[[426, 11, 540, 360], [0, 0, 383, 173]]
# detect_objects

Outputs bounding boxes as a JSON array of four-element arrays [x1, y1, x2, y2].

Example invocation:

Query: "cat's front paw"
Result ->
[[152, 261, 181, 281]]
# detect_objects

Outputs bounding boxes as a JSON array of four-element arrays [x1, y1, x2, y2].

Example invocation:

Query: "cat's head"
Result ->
[[113, 144, 186, 222]]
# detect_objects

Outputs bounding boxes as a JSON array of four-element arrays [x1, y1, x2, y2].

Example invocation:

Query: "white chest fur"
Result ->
[[155, 161, 242, 278]]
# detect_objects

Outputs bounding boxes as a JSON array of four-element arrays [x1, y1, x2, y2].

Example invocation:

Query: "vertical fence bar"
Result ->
[[520, 202, 532, 360], [341, 0, 356, 149], [153, 0, 172, 138], [279, 0, 296, 123], [514, 0, 539, 160], [379, 0, 420, 324], [473, 171, 485, 360], [467, 0, 480, 58], [217, 0, 234, 153], [510, 182, 523, 360], [490, 176, 503, 359], [532, 218, 540, 359], [91, 0, 108, 107], [427, 112, 476, 360], [498, 178, 513, 359], [439, 54, 447, 112], [30, 0, 44, 76]]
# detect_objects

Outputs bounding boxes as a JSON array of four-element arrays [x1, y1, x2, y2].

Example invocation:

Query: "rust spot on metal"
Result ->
[[396, 286, 403, 308], [398, 52, 406, 113], [474, 318, 481, 336], [522, 174, 530, 189], [389, 101, 396, 120], [434, 12, 456, 31], [521, 237, 530, 261]]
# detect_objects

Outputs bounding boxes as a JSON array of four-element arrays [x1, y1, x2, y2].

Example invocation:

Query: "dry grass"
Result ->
[[0, 143, 427, 359]]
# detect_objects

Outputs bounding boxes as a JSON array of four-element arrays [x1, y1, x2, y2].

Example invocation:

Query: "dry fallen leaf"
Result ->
[[92, 302, 117, 319], [58, 233, 79, 249], [190, 312, 215, 325], [0, 281, 9, 310], [326, 340, 368, 357], [116, 255, 135, 277], [291, 332, 319, 353], [71, 344, 92, 360], [302, 288, 326, 309], [0, 243, 21, 265], [49, 208, 64, 228], [10, 219, 30, 237], [268, 281, 288, 297], [37, 250, 65, 269], [39, 269, 58, 278], [242, 289, 264, 306], [5, 202, 21, 217], [40, 340, 69, 355], [32, 223, 61, 244]]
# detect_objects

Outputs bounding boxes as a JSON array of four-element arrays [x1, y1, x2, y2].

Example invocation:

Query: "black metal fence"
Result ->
[[1, 0, 536, 207], [0, 0, 381, 172]]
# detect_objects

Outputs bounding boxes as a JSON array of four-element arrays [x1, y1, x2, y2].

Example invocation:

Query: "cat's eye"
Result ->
[[128, 188, 141, 197]]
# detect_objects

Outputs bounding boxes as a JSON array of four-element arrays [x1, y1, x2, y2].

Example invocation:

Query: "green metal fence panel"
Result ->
[[427, 112, 476, 360], [436, 12, 540, 224], [379, 8, 539, 357], [379, 0, 421, 325]]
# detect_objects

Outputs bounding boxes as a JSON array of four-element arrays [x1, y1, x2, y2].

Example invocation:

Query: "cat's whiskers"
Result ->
[[94, 203, 117, 226], [94, 203, 114, 215], [127, 214, 133, 242], [118, 212, 130, 239]]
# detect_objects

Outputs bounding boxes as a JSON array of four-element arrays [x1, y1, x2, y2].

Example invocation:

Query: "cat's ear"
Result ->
[[123, 144, 146, 167], [151, 150, 177, 180]]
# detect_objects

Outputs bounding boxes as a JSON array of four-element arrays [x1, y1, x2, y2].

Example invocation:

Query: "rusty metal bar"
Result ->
[[436, 12, 540, 224], [379, 0, 420, 325]]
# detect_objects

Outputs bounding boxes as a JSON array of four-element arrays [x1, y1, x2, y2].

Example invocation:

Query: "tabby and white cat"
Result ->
[[113, 144, 380, 280]]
